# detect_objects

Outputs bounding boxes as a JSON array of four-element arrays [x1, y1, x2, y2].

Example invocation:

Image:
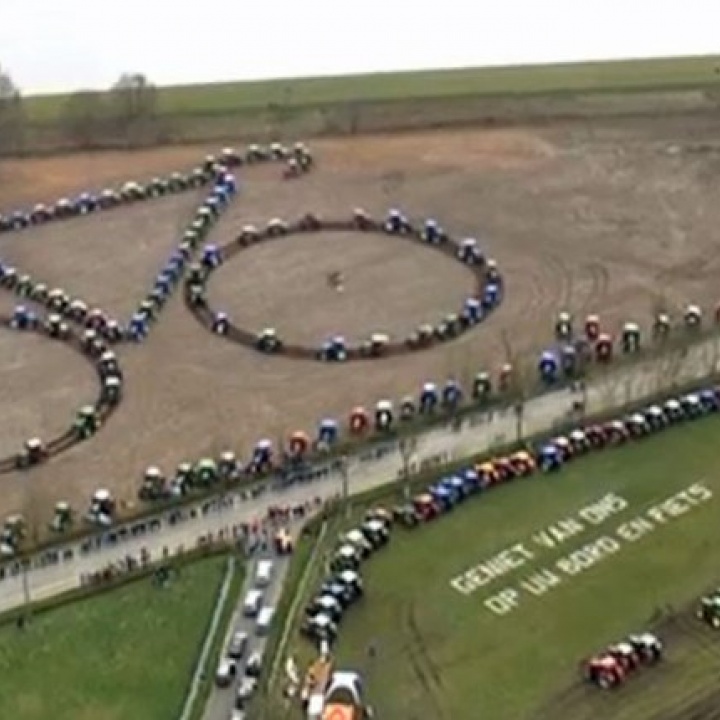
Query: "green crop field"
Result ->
[[284, 415, 720, 720], [22, 55, 720, 125], [0, 555, 238, 720]]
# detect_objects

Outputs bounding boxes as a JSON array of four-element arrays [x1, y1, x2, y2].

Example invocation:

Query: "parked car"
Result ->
[[235, 676, 257, 709], [227, 631, 248, 660], [215, 658, 237, 688], [244, 650, 264, 678]]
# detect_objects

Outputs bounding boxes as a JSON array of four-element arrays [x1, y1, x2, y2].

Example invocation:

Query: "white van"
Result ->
[[254, 560, 274, 588], [243, 589, 263, 618], [255, 606, 275, 636]]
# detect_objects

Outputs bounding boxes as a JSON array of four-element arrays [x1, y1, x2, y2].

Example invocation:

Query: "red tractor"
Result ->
[[583, 653, 626, 689], [413, 494, 441, 522], [607, 642, 642, 672]]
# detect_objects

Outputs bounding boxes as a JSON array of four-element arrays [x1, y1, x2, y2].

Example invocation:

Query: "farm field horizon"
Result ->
[[291, 416, 720, 720], [19, 54, 720, 122]]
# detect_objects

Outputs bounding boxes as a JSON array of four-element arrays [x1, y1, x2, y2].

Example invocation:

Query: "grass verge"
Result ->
[[0, 554, 234, 720]]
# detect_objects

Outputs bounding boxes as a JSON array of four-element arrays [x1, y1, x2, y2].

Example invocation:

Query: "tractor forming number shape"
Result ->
[[184, 211, 503, 363]]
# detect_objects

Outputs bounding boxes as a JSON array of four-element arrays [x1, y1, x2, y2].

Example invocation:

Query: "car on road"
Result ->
[[255, 605, 275, 636], [235, 676, 257, 710], [227, 630, 249, 660], [244, 650, 264, 678], [215, 658, 238, 688], [254, 559, 274, 588], [242, 589, 263, 618]]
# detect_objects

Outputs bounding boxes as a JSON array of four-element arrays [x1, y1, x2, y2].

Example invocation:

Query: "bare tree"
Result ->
[[62, 90, 108, 148], [500, 331, 530, 442], [0, 64, 24, 154], [109, 72, 159, 145], [398, 437, 417, 500], [111, 73, 157, 116]]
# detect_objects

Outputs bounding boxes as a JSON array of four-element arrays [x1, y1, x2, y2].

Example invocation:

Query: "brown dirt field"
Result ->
[[1, 113, 720, 522], [208, 230, 476, 344], [0, 296, 98, 457]]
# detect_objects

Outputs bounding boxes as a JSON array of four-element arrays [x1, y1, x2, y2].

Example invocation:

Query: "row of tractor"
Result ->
[[0, 316, 123, 475], [0, 494, 100, 556], [0, 143, 312, 234], [185, 209, 501, 362], [388, 387, 720, 529], [0, 168, 236, 344], [0, 143, 313, 347], [301, 509, 392, 650], [537, 306, 720, 384], [583, 633, 664, 689], [127, 378, 720, 510]]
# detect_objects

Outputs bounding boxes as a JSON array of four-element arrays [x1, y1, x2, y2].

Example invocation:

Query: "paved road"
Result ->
[[0, 336, 716, 615], [202, 553, 293, 720]]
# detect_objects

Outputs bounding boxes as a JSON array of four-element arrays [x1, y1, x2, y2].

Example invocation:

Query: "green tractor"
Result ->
[[697, 591, 720, 629]]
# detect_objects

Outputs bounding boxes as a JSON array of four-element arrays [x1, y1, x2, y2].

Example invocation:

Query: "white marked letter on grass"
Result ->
[[646, 482, 713, 525], [555, 536, 621, 576], [520, 568, 562, 596], [616, 516, 655, 542], [449, 543, 534, 596], [688, 482, 713, 502], [484, 588, 520, 616], [532, 518, 585, 549], [577, 493, 628, 525]]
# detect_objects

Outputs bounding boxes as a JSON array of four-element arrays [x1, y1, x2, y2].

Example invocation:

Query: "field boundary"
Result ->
[[179, 555, 237, 720], [0, 541, 236, 627], [7, 55, 720, 155]]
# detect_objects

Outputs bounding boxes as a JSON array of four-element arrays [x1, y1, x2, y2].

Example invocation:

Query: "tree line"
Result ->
[[0, 65, 164, 154]]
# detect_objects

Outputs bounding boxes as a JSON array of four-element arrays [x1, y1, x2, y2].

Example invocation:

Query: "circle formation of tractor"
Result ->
[[184, 209, 502, 362], [0, 311, 123, 474]]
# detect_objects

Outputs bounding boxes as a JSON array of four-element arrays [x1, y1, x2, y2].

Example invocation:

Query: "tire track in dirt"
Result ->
[[578, 261, 612, 314], [401, 600, 448, 720]]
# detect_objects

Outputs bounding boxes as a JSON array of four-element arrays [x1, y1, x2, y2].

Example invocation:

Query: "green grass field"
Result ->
[[0, 555, 235, 720], [286, 416, 720, 719], [22, 55, 720, 124]]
